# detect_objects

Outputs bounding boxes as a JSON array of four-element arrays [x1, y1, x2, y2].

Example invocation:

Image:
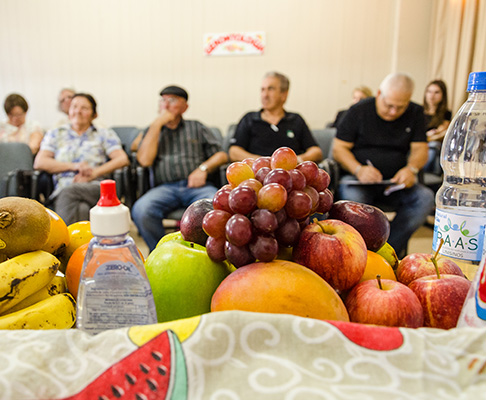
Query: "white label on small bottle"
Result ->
[[433, 208, 486, 262], [82, 261, 156, 332]]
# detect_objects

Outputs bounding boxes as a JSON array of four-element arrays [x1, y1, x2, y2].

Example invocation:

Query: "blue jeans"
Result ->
[[131, 180, 218, 251], [338, 175, 435, 258]]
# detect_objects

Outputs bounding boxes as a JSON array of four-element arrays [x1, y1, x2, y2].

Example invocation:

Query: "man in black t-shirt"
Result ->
[[332, 73, 435, 258], [229, 71, 322, 163]]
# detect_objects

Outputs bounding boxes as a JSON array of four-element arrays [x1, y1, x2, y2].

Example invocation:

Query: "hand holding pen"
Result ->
[[356, 159, 383, 183]]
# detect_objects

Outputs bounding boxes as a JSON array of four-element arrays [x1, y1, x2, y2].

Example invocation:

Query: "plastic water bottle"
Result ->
[[76, 180, 157, 334], [432, 71, 486, 281]]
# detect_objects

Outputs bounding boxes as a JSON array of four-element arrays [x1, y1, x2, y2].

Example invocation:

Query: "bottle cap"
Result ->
[[467, 72, 486, 91], [90, 180, 130, 236]]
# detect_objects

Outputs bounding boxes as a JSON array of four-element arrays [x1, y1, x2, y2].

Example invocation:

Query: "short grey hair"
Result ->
[[264, 71, 290, 92], [379, 73, 414, 97]]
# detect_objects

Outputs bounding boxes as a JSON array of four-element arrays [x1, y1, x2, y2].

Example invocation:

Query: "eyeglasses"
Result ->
[[59, 96, 74, 103], [160, 96, 180, 105]]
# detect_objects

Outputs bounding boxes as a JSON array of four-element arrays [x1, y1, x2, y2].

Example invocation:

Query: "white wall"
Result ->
[[0, 0, 432, 135]]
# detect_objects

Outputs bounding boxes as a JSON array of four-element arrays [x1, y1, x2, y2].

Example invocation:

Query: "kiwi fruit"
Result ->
[[0, 197, 51, 258]]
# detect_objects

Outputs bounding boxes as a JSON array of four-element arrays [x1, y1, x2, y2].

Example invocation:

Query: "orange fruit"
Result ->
[[59, 221, 94, 274], [359, 250, 397, 283], [41, 208, 70, 257], [65, 242, 145, 299], [65, 242, 89, 299]]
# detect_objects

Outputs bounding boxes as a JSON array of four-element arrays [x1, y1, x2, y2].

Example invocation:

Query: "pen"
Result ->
[[366, 159, 374, 167]]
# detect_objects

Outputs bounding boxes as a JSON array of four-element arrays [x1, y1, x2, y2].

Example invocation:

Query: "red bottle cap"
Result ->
[[97, 180, 121, 207]]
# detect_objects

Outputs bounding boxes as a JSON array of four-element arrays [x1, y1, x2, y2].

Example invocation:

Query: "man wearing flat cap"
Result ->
[[132, 85, 228, 250]]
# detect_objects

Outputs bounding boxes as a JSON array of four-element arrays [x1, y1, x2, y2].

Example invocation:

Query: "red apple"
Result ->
[[345, 277, 424, 328], [292, 219, 367, 291], [328, 200, 390, 252], [409, 273, 471, 329], [396, 253, 464, 286]]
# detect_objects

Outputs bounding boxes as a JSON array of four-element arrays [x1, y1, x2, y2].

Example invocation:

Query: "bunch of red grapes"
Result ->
[[202, 147, 334, 267]]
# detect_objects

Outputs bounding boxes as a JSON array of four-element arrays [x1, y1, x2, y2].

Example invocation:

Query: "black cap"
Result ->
[[159, 85, 188, 101]]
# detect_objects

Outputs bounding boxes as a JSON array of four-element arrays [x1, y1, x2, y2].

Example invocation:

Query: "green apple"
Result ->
[[145, 239, 234, 323], [156, 231, 184, 247]]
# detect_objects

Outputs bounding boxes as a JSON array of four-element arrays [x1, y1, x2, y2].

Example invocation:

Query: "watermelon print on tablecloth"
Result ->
[[62, 329, 187, 400]]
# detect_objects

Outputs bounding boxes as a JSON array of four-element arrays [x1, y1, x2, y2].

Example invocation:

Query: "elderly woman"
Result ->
[[34, 93, 129, 224], [0, 93, 44, 154]]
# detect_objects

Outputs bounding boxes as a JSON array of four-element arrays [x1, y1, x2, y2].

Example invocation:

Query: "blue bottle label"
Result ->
[[433, 208, 485, 262], [81, 261, 157, 331]]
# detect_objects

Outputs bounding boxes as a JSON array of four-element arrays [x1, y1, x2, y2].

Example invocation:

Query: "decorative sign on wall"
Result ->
[[203, 31, 265, 56]]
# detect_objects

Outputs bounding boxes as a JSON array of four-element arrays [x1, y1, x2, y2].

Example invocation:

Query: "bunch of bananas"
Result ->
[[0, 250, 76, 329]]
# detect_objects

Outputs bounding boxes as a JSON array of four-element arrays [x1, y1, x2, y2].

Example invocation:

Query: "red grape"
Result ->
[[249, 234, 279, 262], [285, 190, 312, 220], [263, 168, 293, 192], [275, 208, 287, 226], [251, 208, 278, 233], [213, 186, 233, 213], [296, 161, 319, 183], [202, 209, 232, 238], [225, 214, 253, 246], [288, 169, 307, 191], [242, 158, 255, 168], [275, 218, 301, 247], [226, 162, 255, 186], [239, 178, 263, 194], [252, 156, 271, 174], [310, 169, 330, 192], [257, 183, 287, 212], [316, 188, 334, 214], [206, 236, 227, 262], [303, 185, 319, 212], [271, 147, 298, 170], [229, 186, 257, 215], [224, 242, 255, 268], [255, 167, 271, 183]]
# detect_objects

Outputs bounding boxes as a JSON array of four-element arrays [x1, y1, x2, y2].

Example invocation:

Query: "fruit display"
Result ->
[[0, 199, 76, 330]]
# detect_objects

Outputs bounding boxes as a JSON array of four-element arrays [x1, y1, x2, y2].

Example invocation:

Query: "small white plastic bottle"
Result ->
[[76, 180, 157, 334]]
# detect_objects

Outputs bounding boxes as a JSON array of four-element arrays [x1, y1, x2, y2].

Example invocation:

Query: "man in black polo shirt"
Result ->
[[229, 71, 322, 163], [131, 85, 228, 251], [332, 73, 435, 258]]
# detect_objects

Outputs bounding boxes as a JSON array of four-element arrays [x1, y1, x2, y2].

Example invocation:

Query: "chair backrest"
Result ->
[[0, 142, 34, 198], [312, 128, 337, 159], [223, 124, 237, 153], [111, 126, 140, 154], [209, 127, 223, 144]]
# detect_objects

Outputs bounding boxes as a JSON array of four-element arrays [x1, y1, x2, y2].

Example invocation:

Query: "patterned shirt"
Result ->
[[40, 124, 122, 191], [148, 119, 222, 184], [0, 120, 43, 144]]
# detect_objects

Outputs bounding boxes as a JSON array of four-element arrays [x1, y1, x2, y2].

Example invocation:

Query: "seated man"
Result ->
[[332, 73, 435, 258], [229, 71, 322, 163], [131, 85, 228, 251]]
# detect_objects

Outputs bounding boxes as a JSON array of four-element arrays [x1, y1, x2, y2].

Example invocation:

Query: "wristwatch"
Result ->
[[198, 164, 208, 172], [407, 165, 419, 174]]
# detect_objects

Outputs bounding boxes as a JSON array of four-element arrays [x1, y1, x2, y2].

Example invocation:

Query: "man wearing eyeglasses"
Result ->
[[332, 72, 434, 258], [132, 85, 228, 251]]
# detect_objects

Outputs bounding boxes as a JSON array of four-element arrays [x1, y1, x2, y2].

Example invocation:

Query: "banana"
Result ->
[[376, 242, 400, 270], [0, 293, 76, 329], [1, 276, 67, 315], [0, 250, 60, 314]]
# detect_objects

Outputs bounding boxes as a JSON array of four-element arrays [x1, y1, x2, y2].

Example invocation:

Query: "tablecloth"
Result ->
[[1, 310, 486, 399]]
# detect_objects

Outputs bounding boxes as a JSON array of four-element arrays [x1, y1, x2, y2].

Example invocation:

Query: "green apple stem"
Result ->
[[376, 274, 383, 290], [431, 239, 443, 279]]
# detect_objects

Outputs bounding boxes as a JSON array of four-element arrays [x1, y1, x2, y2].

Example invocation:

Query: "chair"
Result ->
[[111, 126, 140, 154], [0, 142, 37, 199], [312, 128, 337, 159]]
